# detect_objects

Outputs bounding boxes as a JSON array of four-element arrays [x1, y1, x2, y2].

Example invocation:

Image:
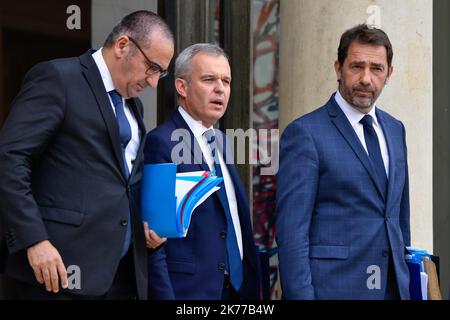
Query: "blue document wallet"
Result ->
[[141, 163, 223, 237], [405, 247, 431, 300]]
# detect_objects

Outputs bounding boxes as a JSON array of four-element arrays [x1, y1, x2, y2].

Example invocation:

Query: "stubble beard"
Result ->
[[339, 80, 378, 113]]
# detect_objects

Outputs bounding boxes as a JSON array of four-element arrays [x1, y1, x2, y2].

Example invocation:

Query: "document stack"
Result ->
[[405, 247, 442, 300], [141, 163, 223, 238]]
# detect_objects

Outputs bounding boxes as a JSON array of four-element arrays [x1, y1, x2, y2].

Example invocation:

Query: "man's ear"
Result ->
[[386, 65, 394, 84], [175, 78, 188, 98], [334, 60, 342, 81], [114, 35, 130, 58]]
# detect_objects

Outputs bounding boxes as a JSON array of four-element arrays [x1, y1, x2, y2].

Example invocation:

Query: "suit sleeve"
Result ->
[[0, 61, 66, 253], [399, 122, 411, 246], [143, 131, 175, 299], [275, 120, 319, 300], [147, 245, 174, 300]]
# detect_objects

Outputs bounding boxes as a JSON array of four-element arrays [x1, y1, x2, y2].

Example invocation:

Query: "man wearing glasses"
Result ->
[[0, 10, 174, 299]]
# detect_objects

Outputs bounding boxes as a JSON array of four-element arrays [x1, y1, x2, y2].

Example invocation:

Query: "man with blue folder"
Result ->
[[144, 43, 260, 300], [276, 24, 411, 299]]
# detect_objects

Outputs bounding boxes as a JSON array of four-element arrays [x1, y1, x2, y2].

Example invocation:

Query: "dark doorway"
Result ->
[[0, 0, 91, 128], [433, 0, 450, 299]]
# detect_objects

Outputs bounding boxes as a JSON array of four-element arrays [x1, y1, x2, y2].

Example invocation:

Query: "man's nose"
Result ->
[[214, 80, 225, 92], [360, 68, 372, 85], [146, 74, 159, 89]]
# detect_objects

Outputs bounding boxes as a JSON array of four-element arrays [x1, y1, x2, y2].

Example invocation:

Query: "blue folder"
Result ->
[[406, 247, 431, 300], [141, 163, 223, 238], [406, 257, 423, 300]]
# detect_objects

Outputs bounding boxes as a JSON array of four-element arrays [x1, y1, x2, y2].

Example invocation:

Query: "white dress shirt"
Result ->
[[334, 90, 389, 176], [178, 106, 243, 260], [92, 48, 140, 174]]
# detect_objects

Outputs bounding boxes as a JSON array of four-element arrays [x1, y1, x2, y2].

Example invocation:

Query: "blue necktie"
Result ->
[[360, 115, 388, 199], [204, 129, 243, 291], [109, 90, 132, 257]]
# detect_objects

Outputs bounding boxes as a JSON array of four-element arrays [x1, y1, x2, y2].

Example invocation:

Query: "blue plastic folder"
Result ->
[[141, 163, 223, 238], [406, 247, 430, 300]]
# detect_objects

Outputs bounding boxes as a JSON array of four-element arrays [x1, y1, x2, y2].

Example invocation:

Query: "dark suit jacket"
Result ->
[[276, 94, 411, 300], [144, 110, 260, 300], [0, 50, 148, 299]]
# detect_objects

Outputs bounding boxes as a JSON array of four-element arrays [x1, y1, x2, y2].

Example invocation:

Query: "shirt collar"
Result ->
[[178, 106, 213, 139], [334, 90, 380, 128], [92, 48, 116, 93]]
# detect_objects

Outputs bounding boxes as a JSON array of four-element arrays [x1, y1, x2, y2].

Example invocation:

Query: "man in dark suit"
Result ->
[[144, 43, 260, 300], [276, 24, 411, 299], [0, 10, 174, 299]]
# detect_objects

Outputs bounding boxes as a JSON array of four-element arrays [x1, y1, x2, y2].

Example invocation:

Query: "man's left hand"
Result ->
[[143, 221, 167, 249]]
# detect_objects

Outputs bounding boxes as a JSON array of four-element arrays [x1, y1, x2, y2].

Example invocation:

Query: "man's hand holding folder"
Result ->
[[141, 163, 223, 238], [143, 221, 167, 249]]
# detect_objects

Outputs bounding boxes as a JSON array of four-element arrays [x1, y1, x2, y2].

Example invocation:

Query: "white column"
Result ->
[[279, 0, 433, 251]]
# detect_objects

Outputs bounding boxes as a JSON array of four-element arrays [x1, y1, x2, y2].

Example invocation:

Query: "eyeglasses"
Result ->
[[128, 36, 169, 79]]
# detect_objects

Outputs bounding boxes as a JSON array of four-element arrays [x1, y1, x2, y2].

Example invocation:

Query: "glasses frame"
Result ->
[[128, 36, 169, 79]]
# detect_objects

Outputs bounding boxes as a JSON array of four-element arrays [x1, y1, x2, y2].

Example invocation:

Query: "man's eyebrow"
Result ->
[[370, 62, 385, 68], [349, 60, 365, 65], [200, 73, 216, 78], [349, 61, 385, 68], [200, 74, 231, 80]]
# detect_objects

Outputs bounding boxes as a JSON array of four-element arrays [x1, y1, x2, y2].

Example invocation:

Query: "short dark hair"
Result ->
[[103, 10, 173, 49], [337, 24, 393, 67]]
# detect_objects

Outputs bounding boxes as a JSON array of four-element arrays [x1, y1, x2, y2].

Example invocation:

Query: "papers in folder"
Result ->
[[405, 247, 442, 300], [141, 163, 223, 238]]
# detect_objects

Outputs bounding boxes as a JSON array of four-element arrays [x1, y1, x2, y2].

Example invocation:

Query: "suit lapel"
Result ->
[[327, 95, 386, 201], [214, 131, 234, 217], [79, 50, 127, 181], [127, 98, 146, 182], [128, 98, 146, 134], [216, 132, 243, 196], [171, 110, 210, 172], [376, 109, 395, 209]]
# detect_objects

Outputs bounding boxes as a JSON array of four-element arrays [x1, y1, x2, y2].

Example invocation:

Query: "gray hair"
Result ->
[[104, 10, 173, 50], [175, 43, 229, 80]]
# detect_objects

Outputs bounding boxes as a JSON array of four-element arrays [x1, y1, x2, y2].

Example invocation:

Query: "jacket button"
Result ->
[[382, 250, 389, 257], [219, 231, 227, 239], [218, 263, 225, 271], [120, 219, 128, 226]]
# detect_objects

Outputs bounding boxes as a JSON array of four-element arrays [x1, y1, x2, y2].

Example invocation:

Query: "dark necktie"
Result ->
[[360, 115, 388, 199], [204, 129, 243, 291], [109, 90, 132, 257]]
